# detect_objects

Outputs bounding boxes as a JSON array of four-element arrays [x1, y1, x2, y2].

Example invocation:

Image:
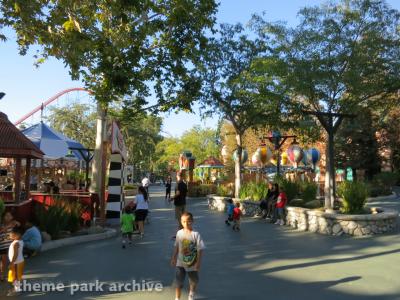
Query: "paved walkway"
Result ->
[[2, 186, 400, 299]]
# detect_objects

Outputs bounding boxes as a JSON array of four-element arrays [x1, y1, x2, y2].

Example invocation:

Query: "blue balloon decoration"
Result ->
[[307, 148, 321, 167]]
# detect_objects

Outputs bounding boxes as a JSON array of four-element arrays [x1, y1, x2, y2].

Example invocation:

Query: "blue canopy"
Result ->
[[21, 122, 87, 160]]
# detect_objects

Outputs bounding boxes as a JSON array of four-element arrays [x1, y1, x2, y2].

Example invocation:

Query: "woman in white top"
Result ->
[[135, 186, 149, 237]]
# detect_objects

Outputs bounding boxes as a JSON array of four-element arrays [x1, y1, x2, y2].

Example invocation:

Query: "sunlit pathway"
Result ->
[[4, 185, 400, 300]]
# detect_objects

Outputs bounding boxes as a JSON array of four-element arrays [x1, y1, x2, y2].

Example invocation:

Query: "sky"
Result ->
[[1, 0, 399, 137]]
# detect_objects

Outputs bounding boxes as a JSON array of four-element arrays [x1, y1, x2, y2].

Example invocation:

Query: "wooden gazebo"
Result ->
[[0, 112, 44, 202]]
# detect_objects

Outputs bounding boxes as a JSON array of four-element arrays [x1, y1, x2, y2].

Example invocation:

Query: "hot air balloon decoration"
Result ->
[[281, 151, 288, 165], [257, 145, 272, 165], [251, 151, 262, 167], [287, 145, 304, 168], [233, 148, 248, 164], [306, 148, 321, 169], [221, 145, 229, 163]]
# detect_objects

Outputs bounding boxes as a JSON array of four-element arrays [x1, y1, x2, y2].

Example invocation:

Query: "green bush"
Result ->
[[370, 172, 397, 196], [239, 182, 269, 201], [289, 199, 305, 207], [274, 178, 300, 201], [0, 200, 5, 223], [337, 181, 369, 214], [216, 185, 234, 197], [188, 184, 217, 197], [299, 181, 318, 203], [35, 198, 82, 239], [124, 184, 138, 190]]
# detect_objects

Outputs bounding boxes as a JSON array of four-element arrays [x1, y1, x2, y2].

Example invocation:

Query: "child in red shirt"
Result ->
[[274, 188, 287, 226], [232, 202, 242, 232]]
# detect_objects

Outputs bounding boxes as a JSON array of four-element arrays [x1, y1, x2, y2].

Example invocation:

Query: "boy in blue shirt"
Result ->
[[22, 221, 42, 258], [225, 198, 235, 226]]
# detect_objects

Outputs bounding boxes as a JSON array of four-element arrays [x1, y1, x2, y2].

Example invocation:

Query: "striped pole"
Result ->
[[106, 154, 124, 221]]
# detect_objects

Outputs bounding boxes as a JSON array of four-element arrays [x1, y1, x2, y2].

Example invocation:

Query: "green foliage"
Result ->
[[35, 198, 82, 239], [372, 172, 398, 192], [274, 178, 300, 202], [239, 182, 269, 201], [216, 185, 234, 197], [124, 184, 138, 190], [188, 184, 217, 197], [154, 126, 219, 172], [0, 200, 5, 223], [299, 181, 318, 203], [45, 103, 97, 148], [288, 199, 305, 207], [0, 1, 218, 107], [337, 181, 369, 214]]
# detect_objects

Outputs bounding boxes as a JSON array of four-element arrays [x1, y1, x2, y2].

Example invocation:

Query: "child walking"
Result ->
[[7, 226, 24, 296], [171, 212, 205, 300], [232, 202, 242, 232], [225, 198, 235, 226], [121, 207, 135, 248]]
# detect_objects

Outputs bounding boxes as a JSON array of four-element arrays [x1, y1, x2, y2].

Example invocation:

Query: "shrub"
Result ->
[[239, 182, 269, 201], [216, 185, 234, 197], [275, 178, 300, 201], [124, 184, 138, 190], [0, 199, 5, 224], [188, 184, 217, 197], [299, 181, 318, 203], [370, 172, 397, 196], [35, 198, 82, 239], [289, 199, 305, 207], [337, 181, 369, 214]]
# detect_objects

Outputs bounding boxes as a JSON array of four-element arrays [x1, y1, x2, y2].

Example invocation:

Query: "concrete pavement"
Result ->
[[2, 185, 400, 299]]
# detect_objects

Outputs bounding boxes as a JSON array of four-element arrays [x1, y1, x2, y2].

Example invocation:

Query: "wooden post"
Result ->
[[14, 158, 21, 203], [25, 158, 31, 200]]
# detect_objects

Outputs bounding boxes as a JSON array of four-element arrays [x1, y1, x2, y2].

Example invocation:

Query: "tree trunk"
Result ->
[[90, 103, 108, 223], [234, 133, 243, 199], [324, 131, 336, 209]]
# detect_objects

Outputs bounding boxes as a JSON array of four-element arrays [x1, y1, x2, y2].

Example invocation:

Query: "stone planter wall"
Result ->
[[207, 194, 262, 216], [208, 194, 399, 236], [286, 206, 398, 236]]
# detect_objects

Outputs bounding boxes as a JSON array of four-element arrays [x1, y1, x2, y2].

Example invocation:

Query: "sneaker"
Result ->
[[274, 220, 280, 225], [225, 220, 230, 226], [188, 292, 195, 300], [280, 220, 285, 226]]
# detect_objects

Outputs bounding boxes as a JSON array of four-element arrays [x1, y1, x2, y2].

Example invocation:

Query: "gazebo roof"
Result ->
[[0, 112, 44, 159], [197, 156, 225, 168]]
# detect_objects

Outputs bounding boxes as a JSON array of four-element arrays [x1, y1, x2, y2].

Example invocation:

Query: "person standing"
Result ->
[[0, 212, 20, 281], [232, 202, 243, 232], [170, 212, 205, 300], [7, 226, 24, 296], [134, 186, 149, 238], [165, 175, 172, 201], [171, 172, 188, 231], [141, 176, 150, 196], [120, 207, 135, 248], [274, 187, 288, 226]]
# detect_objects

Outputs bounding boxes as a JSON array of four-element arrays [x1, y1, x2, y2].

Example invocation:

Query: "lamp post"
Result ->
[[302, 110, 355, 209], [261, 132, 297, 176], [0, 92, 5, 100]]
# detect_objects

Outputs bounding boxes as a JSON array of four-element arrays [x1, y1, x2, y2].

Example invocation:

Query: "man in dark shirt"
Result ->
[[172, 172, 187, 230]]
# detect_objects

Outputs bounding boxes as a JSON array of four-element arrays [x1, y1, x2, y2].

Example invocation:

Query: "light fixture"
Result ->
[[0, 92, 5, 100]]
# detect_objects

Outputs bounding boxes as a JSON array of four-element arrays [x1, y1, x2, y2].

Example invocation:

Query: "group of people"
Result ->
[[224, 182, 288, 231], [121, 172, 204, 300], [0, 211, 42, 296], [120, 185, 149, 248], [259, 182, 288, 225]]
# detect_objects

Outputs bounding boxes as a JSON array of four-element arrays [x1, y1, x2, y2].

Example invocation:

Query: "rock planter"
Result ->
[[208, 194, 399, 237], [286, 206, 398, 236], [207, 194, 262, 216]]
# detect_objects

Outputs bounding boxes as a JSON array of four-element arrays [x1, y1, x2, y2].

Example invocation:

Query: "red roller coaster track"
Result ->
[[14, 87, 90, 126]]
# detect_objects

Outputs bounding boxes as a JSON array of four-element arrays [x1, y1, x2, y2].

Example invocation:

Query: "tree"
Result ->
[[335, 106, 380, 180], [255, 0, 400, 208], [45, 103, 97, 148], [1, 0, 218, 217], [154, 126, 219, 175], [197, 24, 287, 197]]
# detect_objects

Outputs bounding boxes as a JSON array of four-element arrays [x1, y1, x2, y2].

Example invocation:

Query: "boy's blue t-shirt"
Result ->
[[227, 203, 235, 215], [22, 226, 42, 250]]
